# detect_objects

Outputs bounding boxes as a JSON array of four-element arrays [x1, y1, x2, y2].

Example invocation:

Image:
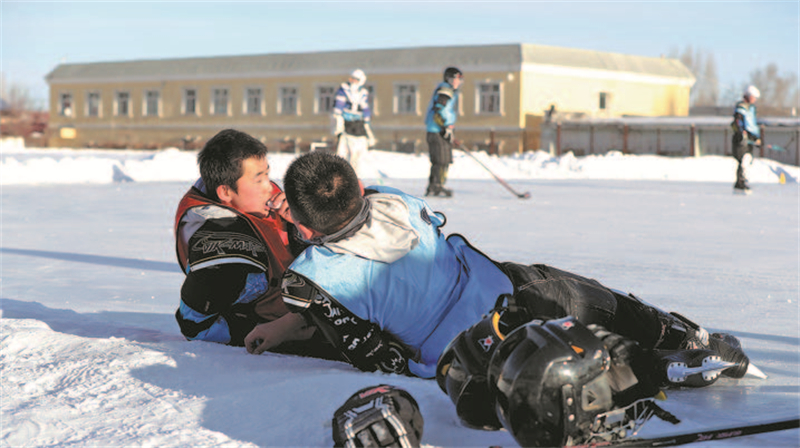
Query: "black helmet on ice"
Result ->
[[436, 297, 533, 429], [443, 66, 463, 82], [488, 316, 664, 447]]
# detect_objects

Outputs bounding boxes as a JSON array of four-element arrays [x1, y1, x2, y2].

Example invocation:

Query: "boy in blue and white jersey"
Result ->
[[333, 69, 375, 177], [423, 67, 463, 197], [731, 85, 761, 193], [244, 152, 751, 384]]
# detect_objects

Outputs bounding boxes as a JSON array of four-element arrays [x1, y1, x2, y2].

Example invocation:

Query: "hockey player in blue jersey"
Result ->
[[424, 67, 463, 197], [731, 85, 761, 193], [333, 69, 376, 177], [244, 152, 751, 387]]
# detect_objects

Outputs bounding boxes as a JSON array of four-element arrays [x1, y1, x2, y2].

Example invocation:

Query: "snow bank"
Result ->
[[1, 146, 797, 186]]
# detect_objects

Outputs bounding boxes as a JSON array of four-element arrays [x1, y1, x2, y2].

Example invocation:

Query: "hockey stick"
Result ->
[[757, 143, 788, 152], [456, 144, 531, 199], [570, 416, 800, 447], [756, 134, 796, 153]]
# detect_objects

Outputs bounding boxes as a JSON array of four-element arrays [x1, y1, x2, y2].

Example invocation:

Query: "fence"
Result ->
[[541, 117, 800, 166]]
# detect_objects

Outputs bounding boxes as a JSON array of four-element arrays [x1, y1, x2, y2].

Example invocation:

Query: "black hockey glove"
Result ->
[[587, 324, 661, 407], [332, 384, 423, 448]]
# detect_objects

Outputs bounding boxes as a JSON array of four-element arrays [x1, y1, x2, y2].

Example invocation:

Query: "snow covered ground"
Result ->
[[1, 144, 799, 447]]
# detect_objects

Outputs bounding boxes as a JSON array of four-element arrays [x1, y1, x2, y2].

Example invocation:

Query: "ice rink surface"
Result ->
[[2, 171, 798, 447]]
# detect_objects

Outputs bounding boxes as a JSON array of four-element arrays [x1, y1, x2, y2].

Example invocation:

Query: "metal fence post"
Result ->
[[556, 123, 562, 157], [623, 124, 629, 154]]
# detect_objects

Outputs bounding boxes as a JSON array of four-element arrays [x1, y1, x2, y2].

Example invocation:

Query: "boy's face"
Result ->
[[221, 155, 274, 215]]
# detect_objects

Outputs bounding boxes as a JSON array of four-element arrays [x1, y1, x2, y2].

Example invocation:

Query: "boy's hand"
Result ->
[[245, 313, 315, 355], [267, 191, 293, 223], [245, 322, 281, 354]]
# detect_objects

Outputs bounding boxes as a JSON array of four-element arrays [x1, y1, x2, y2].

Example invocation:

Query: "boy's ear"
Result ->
[[358, 179, 365, 195], [216, 185, 234, 204], [296, 221, 323, 240]]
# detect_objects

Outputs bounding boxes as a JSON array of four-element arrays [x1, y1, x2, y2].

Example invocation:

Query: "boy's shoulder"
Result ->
[[365, 185, 422, 203]]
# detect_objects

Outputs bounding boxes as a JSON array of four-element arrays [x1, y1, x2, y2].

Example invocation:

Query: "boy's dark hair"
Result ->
[[197, 129, 268, 201], [284, 152, 362, 235]]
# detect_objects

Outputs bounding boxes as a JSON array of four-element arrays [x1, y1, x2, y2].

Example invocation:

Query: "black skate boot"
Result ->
[[659, 312, 750, 378], [668, 313, 750, 379], [654, 349, 732, 388], [708, 333, 749, 378]]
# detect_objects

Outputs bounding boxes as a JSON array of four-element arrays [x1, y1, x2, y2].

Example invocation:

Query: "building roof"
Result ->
[[45, 43, 694, 84], [521, 44, 693, 80]]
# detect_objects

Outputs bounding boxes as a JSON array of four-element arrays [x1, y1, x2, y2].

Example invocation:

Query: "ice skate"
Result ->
[[655, 349, 733, 388], [708, 332, 751, 378]]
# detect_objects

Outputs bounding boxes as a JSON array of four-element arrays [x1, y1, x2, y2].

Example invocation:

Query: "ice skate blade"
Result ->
[[746, 363, 768, 379], [667, 357, 735, 384], [733, 188, 752, 195]]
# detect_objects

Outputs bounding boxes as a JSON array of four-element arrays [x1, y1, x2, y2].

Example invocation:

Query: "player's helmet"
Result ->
[[437, 311, 504, 429], [744, 85, 761, 100], [487, 316, 617, 447], [436, 299, 533, 429], [350, 69, 367, 87], [443, 66, 463, 82]]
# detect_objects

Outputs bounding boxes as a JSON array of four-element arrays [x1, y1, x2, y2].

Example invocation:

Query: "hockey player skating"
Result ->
[[731, 85, 761, 194], [424, 67, 463, 197], [333, 69, 376, 177], [244, 151, 751, 385], [173, 129, 336, 360]]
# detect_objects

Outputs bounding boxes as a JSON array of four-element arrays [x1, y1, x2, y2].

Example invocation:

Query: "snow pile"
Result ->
[[1, 146, 797, 185]]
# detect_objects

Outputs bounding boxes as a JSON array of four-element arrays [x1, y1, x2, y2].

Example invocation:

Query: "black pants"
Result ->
[[501, 263, 688, 351], [427, 132, 452, 191], [732, 140, 753, 188]]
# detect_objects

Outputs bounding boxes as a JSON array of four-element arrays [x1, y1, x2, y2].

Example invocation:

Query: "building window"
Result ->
[[144, 90, 160, 117], [316, 85, 336, 114], [279, 86, 299, 115], [477, 82, 502, 114], [599, 92, 608, 110], [115, 91, 130, 117], [365, 84, 377, 116], [245, 87, 263, 115], [183, 89, 197, 115], [59, 93, 73, 117], [394, 84, 417, 115], [212, 88, 230, 116], [86, 91, 101, 117]]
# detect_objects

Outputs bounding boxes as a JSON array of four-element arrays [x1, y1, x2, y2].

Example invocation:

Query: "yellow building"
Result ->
[[45, 44, 694, 154]]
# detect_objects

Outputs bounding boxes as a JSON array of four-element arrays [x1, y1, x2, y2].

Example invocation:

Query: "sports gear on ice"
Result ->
[[569, 417, 800, 447], [668, 312, 751, 378], [487, 317, 676, 447], [332, 384, 423, 448], [436, 296, 533, 430]]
